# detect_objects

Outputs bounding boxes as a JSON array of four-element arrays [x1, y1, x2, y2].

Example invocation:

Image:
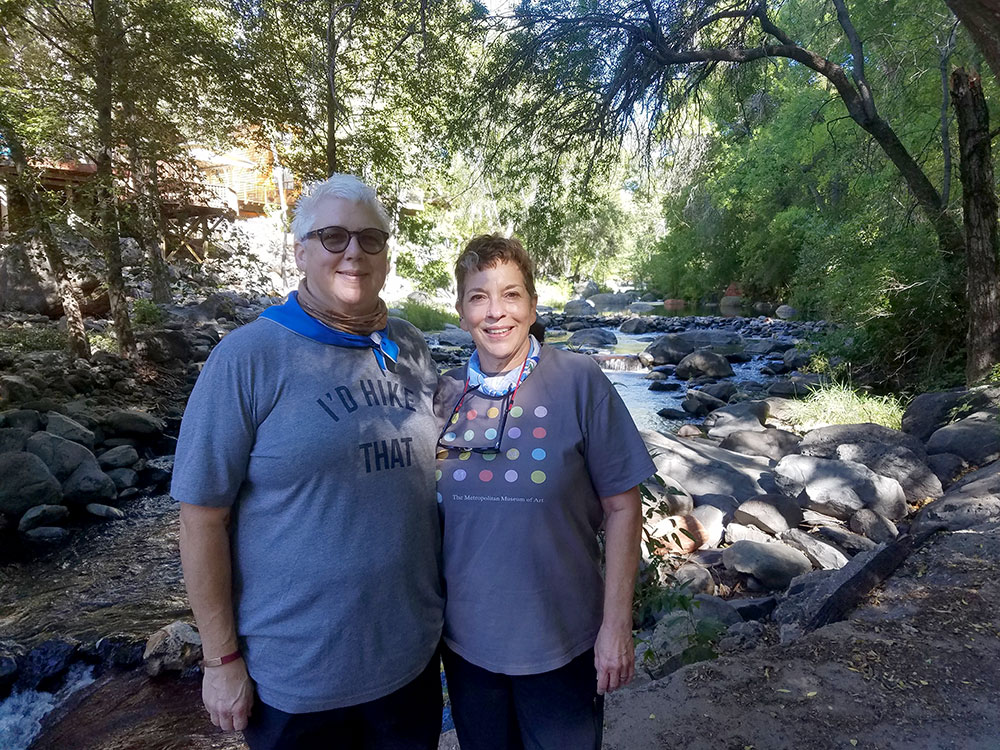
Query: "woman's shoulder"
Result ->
[[539, 344, 605, 379], [210, 318, 286, 357]]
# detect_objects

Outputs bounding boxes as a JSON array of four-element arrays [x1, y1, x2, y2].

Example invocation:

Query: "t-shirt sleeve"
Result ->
[[582, 374, 656, 498], [170, 337, 257, 507]]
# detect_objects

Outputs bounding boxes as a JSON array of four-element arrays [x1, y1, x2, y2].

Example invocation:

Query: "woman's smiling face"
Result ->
[[457, 260, 537, 374]]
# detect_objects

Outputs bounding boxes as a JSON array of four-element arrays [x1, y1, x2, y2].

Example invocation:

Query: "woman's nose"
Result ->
[[342, 235, 364, 260]]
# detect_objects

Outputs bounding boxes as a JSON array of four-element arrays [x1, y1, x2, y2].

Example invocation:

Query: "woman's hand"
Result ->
[[594, 619, 635, 695], [203, 659, 254, 731]]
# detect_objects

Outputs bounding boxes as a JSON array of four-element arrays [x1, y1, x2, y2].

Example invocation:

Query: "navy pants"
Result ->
[[442, 645, 604, 750], [242, 652, 442, 750]]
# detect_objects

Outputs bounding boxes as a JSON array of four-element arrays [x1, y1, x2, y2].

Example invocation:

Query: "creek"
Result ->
[[0, 319, 789, 749]]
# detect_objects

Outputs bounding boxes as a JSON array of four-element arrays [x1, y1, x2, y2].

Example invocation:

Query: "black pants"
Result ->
[[242, 652, 443, 750], [442, 645, 604, 750]]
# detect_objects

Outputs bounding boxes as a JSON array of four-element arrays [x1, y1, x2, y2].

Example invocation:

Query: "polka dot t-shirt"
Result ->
[[434, 345, 655, 675]]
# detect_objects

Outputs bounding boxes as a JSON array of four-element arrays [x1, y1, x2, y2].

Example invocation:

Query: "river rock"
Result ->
[[734, 495, 804, 535], [722, 540, 812, 590], [98, 445, 139, 469], [913, 460, 1000, 532], [643, 334, 695, 366], [0, 375, 39, 403], [575, 280, 600, 298], [798, 423, 926, 461], [767, 376, 821, 398], [18, 503, 69, 532], [103, 409, 165, 438], [675, 423, 703, 436], [689, 504, 726, 547], [642, 475, 694, 516], [19, 638, 79, 690], [675, 563, 715, 595], [26, 431, 95, 481], [143, 621, 203, 676], [774, 454, 907, 520], [926, 411, 1000, 466], [0, 427, 31, 452], [568, 328, 617, 347], [107, 467, 138, 491], [620, 317, 651, 334], [141, 455, 175, 486], [725, 523, 774, 545], [778, 528, 850, 570], [676, 330, 743, 348], [136, 328, 192, 364], [649, 514, 708, 554], [437, 328, 474, 347], [816, 524, 877, 555], [699, 382, 737, 402], [0, 451, 62, 515], [23, 526, 71, 544], [719, 428, 800, 459], [682, 390, 726, 416], [676, 350, 734, 379], [649, 383, 682, 394], [0, 408, 42, 432], [45, 411, 95, 450], [563, 298, 594, 315], [775, 304, 797, 319], [849, 509, 898, 543], [834, 442, 942, 503], [642, 430, 773, 502], [925, 453, 967, 488], [901, 387, 1000, 441], [588, 293, 632, 312], [62, 461, 117, 505], [86, 502, 126, 520]]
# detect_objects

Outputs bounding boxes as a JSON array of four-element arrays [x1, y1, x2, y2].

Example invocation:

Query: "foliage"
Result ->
[[131, 299, 165, 328], [396, 301, 459, 332], [0, 326, 68, 353], [785, 381, 906, 430]]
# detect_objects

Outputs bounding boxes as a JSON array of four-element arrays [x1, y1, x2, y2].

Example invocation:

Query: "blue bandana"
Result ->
[[258, 292, 399, 373], [466, 335, 541, 397]]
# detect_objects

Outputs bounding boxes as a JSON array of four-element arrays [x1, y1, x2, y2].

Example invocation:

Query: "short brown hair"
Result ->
[[455, 234, 537, 299]]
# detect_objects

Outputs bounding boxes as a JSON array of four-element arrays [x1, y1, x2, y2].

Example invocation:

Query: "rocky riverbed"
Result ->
[[3, 294, 1000, 749]]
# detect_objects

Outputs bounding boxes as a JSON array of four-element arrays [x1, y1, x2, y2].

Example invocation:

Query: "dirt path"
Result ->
[[603, 522, 1000, 749]]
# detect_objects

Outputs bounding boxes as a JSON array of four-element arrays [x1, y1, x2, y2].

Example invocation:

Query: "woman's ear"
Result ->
[[293, 240, 307, 272], [456, 300, 468, 331]]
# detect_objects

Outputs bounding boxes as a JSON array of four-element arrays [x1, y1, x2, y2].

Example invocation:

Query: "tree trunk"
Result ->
[[0, 116, 90, 359], [945, 0, 1000, 82], [952, 68, 1000, 383], [92, 0, 135, 357]]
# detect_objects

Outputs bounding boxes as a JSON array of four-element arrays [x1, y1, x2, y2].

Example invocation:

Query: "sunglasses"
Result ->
[[438, 387, 514, 455], [304, 225, 389, 255]]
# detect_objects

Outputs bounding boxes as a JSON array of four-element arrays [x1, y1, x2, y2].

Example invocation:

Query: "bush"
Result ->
[[132, 298, 164, 327], [396, 301, 458, 331], [785, 381, 905, 430], [0, 326, 67, 353]]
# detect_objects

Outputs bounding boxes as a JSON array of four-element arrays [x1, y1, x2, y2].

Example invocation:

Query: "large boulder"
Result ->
[[777, 528, 850, 570], [574, 280, 600, 299], [642, 335, 695, 366], [849, 509, 898, 544], [834, 442, 942, 503], [734, 495, 804, 535], [563, 298, 595, 315], [567, 328, 618, 347], [774, 454, 907, 520], [901, 387, 1000, 441], [642, 430, 773, 502], [0, 452, 62, 515], [675, 350, 734, 379], [675, 330, 743, 348], [136, 329, 193, 364], [775, 304, 797, 320], [437, 328, 474, 347], [26, 431, 94, 481], [588, 293, 633, 312], [722, 540, 812, 590], [0, 409, 42, 432], [97, 445, 140, 470], [682, 389, 726, 416], [18, 504, 70, 532], [45, 411, 95, 450], [0, 427, 31, 453], [926, 412, 1000, 467], [103, 410, 165, 438], [798, 423, 926, 460], [62, 461, 117, 505], [720, 429, 801, 460], [913, 460, 1000, 532], [143, 622, 202, 677], [619, 317, 652, 334]]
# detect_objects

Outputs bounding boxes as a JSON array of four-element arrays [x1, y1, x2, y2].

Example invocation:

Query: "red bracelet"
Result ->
[[200, 649, 242, 668]]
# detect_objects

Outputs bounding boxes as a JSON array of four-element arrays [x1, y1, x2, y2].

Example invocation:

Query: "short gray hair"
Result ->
[[291, 174, 391, 239]]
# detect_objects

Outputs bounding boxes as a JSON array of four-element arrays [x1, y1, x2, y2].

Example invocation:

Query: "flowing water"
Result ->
[[1, 323, 777, 749]]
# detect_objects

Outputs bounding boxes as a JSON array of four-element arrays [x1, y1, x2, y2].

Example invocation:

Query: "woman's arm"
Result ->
[[179, 502, 254, 731], [594, 485, 642, 695]]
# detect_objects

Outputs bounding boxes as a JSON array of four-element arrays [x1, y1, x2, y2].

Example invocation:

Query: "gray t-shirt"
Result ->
[[435, 345, 655, 675], [172, 317, 444, 713]]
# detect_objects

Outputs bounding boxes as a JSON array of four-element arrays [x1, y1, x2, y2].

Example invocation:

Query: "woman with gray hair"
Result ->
[[173, 174, 444, 749]]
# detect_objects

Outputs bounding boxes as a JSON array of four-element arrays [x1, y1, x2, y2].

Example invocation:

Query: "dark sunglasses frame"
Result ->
[[304, 225, 389, 255], [437, 387, 513, 455]]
